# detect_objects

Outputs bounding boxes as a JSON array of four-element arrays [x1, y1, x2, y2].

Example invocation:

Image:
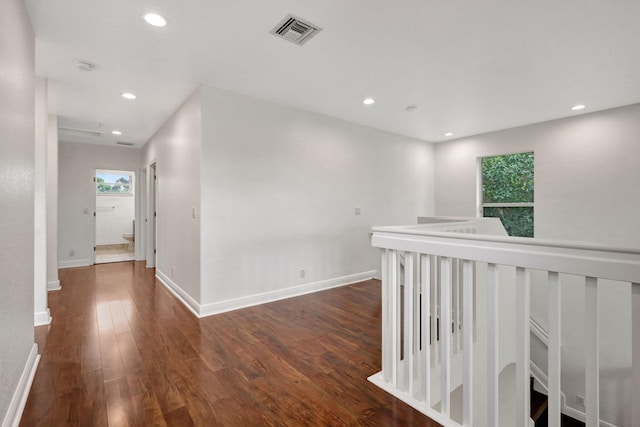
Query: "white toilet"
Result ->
[[122, 233, 134, 251]]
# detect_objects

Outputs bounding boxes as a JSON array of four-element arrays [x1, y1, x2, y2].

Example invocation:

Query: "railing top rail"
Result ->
[[372, 225, 640, 256], [372, 225, 640, 283]]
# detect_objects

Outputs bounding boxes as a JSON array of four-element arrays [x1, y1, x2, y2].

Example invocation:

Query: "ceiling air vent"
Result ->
[[116, 141, 135, 147], [270, 14, 321, 45], [58, 126, 103, 138]]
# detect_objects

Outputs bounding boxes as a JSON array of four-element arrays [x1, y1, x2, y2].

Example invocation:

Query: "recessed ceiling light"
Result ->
[[75, 60, 94, 72], [363, 98, 375, 105], [571, 104, 586, 111], [121, 92, 136, 100], [112, 130, 122, 135], [444, 132, 454, 137], [143, 13, 167, 27]]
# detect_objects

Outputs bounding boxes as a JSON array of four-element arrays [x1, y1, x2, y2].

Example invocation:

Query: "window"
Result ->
[[96, 171, 133, 195], [480, 152, 534, 237]]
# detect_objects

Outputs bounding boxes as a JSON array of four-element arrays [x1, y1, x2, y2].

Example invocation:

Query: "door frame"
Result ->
[[146, 162, 157, 268]]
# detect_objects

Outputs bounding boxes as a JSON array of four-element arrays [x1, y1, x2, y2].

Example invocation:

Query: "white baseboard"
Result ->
[[198, 270, 379, 318], [47, 280, 61, 291], [58, 259, 91, 269], [562, 404, 618, 427], [155, 269, 379, 319], [155, 269, 200, 317], [368, 371, 457, 427], [34, 309, 51, 327], [372, 270, 382, 280], [1, 344, 40, 427]]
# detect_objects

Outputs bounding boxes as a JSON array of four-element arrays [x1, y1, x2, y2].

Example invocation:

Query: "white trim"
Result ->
[[34, 309, 51, 326], [562, 404, 618, 427], [482, 202, 534, 208], [58, 259, 91, 269], [368, 372, 462, 427], [372, 223, 640, 255], [155, 269, 200, 317], [155, 269, 379, 319], [373, 270, 382, 280], [198, 270, 379, 318], [47, 280, 61, 291], [530, 361, 549, 392], [371, 230, 640, 283], [1, 344, 40, 427], [530, 317, 549, 346]]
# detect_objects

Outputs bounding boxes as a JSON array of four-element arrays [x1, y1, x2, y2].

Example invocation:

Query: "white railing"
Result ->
[[368, 218, 640, 427]]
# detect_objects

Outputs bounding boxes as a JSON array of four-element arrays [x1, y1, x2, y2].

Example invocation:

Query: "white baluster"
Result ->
[[516, 267, 530, 427], [633, 282, 640, 427], [441, 257, 452, 417], [405, 252, 415, 396], [421, 254, 432, 406], [390, 249, 399, 387], [585, 277, 599, 427], [548, 272, 561, 427], [433, 256, 439, 364], [456, 259, 462, 352], [381, 249, 389, 382], [462, 259, 474, 426], [452, 259, 459, 353], [487, 263, 499, 427]]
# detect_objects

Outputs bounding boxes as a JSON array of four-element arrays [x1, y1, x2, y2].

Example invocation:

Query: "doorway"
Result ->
[[146, 163, 157, 268], [94, 169, 136, 264]]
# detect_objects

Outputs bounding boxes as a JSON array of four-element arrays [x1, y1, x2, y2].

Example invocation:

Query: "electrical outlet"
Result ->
[[354, 207, 361, 216], [300, 269, 305, 278], [70, 249, 75, 257], [576, 394, 585, 408], [171, 266, 175, 277]]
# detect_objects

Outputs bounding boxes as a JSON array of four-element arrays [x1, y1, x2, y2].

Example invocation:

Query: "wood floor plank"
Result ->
[[21, 261, 440, 426], [80, 329, 102, 374]]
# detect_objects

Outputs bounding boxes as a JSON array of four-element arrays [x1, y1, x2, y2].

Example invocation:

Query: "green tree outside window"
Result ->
[[481, 152, 534, 237]]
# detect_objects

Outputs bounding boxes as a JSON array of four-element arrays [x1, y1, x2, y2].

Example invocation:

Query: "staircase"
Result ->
[[368, 217, 640, 426], [530, 378, 586, 427], [531, 377, 549, 425]]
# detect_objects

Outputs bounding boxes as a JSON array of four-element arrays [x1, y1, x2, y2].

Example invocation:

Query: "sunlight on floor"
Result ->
[[95, 247, 134, 264]]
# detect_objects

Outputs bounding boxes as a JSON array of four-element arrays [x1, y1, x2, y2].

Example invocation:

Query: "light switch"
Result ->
[[355, 207, 361, 216]]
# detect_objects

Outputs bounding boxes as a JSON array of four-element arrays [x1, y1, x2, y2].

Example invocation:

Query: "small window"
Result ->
[[96, 170, 133, 195], [480, 152, 534, 237]]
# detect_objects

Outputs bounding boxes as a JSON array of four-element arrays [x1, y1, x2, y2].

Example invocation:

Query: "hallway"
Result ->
[[21, 262, 438, 426]]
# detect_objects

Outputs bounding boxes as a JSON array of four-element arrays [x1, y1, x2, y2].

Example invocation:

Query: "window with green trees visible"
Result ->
[[480, 151, 534, 237], [96, 172, 133, 195]]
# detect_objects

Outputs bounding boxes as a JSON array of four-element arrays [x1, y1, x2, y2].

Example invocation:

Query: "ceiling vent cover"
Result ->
[[58, 126, 103, 138], [270, 14, 321, 45], [116, 141, 135, 147]]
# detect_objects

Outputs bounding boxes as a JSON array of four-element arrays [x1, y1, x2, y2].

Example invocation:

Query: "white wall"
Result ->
[[34, 76, 49, 325], [434, 104, 640, 425], [142, 90, 202, 301], [58, 142, 142, 267], [200, 87, 434, 305], [47, 114, 60, 289], [434, 104, 640, 247], [95, 194, 135, 245], [0, 0, 36, 420]]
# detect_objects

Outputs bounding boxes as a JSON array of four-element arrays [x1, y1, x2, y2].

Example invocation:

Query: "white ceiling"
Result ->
[[25, 0, 640, 147]]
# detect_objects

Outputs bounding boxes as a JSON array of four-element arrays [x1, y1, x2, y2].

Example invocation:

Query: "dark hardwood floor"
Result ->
[[21, 262, 440, 426]]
